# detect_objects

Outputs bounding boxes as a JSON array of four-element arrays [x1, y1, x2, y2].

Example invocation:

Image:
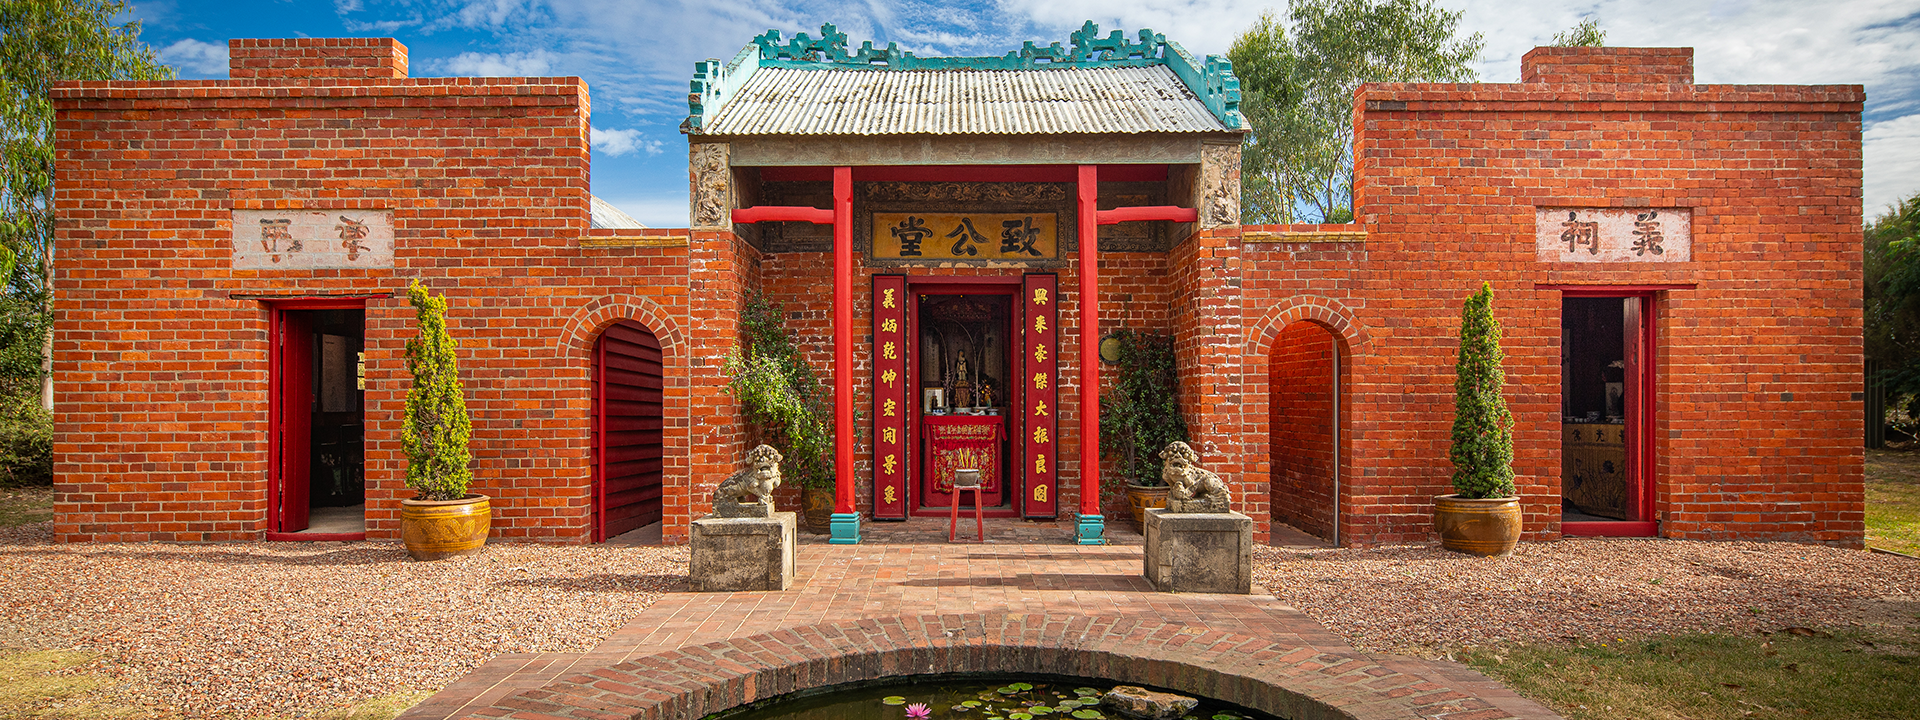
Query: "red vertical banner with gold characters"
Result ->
[[1021, 274, 1058, 518], [871, 275, 909, 519]]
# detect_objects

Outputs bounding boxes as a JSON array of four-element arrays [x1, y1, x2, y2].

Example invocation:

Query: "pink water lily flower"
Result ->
[[906, 703, 932, 719]]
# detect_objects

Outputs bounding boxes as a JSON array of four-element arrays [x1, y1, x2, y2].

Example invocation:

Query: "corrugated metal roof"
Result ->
[[704, 65, 1227, 136], [589, 195, 645, 229]]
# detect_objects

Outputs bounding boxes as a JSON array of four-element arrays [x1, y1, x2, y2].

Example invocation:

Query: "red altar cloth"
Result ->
[[925, 416, 1002, 493]]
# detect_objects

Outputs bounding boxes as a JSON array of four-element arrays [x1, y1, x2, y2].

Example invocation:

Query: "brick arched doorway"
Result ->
[[592, 320, 665, 542], [1269, 321, 1340, 543]]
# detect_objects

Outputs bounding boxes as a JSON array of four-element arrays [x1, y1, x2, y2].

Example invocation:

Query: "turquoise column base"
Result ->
[[829, 512, 862, 544], [1075, 513, 1105, 545]]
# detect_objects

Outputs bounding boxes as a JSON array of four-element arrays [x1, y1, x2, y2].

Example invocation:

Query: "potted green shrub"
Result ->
[[723, 291, 834, 533], [1437, 283, 1522, 556], [1098, 329, 1189, 525], [398, 280, 489, 560]]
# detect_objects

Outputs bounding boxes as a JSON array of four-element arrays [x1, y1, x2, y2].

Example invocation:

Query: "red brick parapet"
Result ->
[[230, 37, 410, 80], [466, 613, 1551, 720], [1521, 46, 1693, 85]]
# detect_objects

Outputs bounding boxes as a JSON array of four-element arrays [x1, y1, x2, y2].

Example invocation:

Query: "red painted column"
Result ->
[[1075, 165, 1103, 543], [830, 166, 860, 542]]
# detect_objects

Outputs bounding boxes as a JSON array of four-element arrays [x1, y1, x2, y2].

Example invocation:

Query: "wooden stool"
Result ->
[[949, 469, 985, 543]]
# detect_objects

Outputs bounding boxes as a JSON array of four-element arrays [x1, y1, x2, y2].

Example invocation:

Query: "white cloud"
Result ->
[[439, 50, 556, 76], [159, 38, 229, 77], [456, 0, 542, 28], [1867, 114, 1920, 219], [590, 127, 665, 156]]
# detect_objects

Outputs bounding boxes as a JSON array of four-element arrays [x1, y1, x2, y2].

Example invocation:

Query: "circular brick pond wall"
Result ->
[[480, 613, 1521, 720]]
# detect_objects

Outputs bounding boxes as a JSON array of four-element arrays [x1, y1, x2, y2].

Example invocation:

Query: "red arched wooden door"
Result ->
[[592, 320, 664, 541]]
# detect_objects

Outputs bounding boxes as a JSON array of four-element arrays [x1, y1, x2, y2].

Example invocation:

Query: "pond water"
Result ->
[[703, 675, 1283, 720]]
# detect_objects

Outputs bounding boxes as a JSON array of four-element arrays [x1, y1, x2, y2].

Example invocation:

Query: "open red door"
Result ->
[[274, 310, 314, 533]]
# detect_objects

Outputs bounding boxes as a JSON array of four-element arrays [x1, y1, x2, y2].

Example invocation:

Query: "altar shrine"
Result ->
[[49, 28, 1865, 549]]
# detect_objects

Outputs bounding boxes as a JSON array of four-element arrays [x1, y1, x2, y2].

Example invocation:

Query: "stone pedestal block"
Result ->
[[690, 511, 796, 591], [1142, 508, 1252, 594]]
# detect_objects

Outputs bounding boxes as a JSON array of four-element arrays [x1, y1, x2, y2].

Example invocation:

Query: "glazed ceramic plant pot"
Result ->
[[400, 494, 491, 561], [1433, 494, 1521, 557], [1125, 483, 1170, 525], [801, 485, 834, 534]]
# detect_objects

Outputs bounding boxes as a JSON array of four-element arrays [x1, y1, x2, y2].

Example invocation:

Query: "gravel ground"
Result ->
[[0, 521, 686, 719], [1253, 538, 1920, 655]]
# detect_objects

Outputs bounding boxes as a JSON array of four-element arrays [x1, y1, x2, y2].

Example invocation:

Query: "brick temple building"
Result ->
[[50, 27, 1864, 547]]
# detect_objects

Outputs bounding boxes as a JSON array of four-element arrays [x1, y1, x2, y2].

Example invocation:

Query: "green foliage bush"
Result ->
[[1866, 193, 1920, 416], [0, 396, 48, 487], [723, 291, 832, 489], [1099, 330, 1189, 488], [0, 293, 47, 487], [1449, 283, 1516, 499], [402, 281, 473, 501]]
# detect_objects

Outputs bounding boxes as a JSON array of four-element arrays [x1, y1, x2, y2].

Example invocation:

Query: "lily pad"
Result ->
[[1030, 707, 1052, 715], [963, 701, 983, 708], [1073, 711, 1104, 719], [883, 697, 907, 706], [1010, 713, 1033, 720], [1075, 689, 1100, 697]]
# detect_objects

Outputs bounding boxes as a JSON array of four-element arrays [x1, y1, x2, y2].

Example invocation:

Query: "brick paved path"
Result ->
[[402, 519, 1561, 720]]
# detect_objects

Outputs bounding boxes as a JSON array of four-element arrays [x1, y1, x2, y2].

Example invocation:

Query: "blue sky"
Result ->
[[130, 0, 1920, 228]]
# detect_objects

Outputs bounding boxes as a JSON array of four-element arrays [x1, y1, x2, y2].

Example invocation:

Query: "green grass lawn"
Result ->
[[1462, 628, 1920, 720], [1866, 448, 1920, 555], [1457, 449, 1920, 719], [0, 486, 52, 529]]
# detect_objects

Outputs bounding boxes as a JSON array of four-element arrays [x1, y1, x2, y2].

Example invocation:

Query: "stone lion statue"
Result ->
[[713, 444, 783, 518], [1160, 441, 1230, 513]]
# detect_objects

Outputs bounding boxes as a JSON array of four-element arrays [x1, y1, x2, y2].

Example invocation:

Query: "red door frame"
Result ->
[[265, 297, 372, 541], [591, 320, 665, 542], [904, 276, 1023, 517], [1555, 287, 1664, 537]]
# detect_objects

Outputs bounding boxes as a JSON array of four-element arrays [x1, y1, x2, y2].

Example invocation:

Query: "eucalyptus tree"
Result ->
[[1228, 0, 1483, 224], [2, 0, 172, 410]]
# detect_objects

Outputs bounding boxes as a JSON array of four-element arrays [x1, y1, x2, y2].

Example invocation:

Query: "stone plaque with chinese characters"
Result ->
[[873, 213, 1057, 261], [1535, 208, 1690, 263], [231, 210, 395, 269]]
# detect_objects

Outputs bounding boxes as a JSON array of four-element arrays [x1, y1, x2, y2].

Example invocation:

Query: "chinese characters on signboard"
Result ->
[[232, 210, 395, 269], [1020, 274, 1057, 517], [871, 276, 910, 520], [874, 213, 1058, 261], [1535, 208, 1691, 263]]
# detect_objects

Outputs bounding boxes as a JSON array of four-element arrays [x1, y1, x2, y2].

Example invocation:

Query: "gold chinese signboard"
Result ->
[[873, 213, 1058, 261]]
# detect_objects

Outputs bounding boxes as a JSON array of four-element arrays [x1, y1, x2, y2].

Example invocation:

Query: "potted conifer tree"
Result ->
[[1436, 283, 1522, 556], [398, 280, 490, 560]]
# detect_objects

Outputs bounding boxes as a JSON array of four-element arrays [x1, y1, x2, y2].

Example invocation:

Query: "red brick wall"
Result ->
[[678, 230, 760, 543], [51, 46, 690, 543], [1269, 321, 1337, 540], [1237, 230, 1371, 544], [1168, 227, 1257, 536], [1313, 48, 1865, 546]]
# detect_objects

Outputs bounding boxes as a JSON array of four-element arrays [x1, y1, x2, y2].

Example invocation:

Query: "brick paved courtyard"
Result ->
[[401, 519, 1562, 720]]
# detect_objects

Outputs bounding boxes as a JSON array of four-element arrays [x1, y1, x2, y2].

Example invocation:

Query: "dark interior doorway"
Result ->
[[1561, 294, 1656, 535], [592, 320, 665, 542], [1269, 321, 1338, 543], [912, 290, 1017, 516], [270, 303, 365, 540]]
